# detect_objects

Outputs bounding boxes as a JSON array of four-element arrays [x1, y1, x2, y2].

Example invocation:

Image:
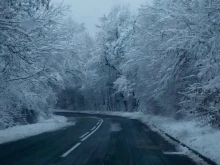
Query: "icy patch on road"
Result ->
[[0, 115, 74, 144], [110, 123, 122, 132]]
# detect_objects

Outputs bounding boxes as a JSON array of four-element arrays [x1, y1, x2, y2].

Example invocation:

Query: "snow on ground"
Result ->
[[53, 109, 220, 165], [0, 115, 74, 144], [141, 115, 220, 165]]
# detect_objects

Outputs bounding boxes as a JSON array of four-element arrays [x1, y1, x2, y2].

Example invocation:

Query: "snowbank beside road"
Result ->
[[140, 115, 220, 165], [54, 110, 220, 165], [0, 115, 73, 144]]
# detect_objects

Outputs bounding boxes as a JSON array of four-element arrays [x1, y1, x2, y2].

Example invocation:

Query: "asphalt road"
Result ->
[[0, 112, 198, 165]]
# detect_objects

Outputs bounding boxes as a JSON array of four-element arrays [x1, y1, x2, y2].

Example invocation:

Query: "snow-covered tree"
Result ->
[[81, 6, 138, 111], [0, 0, 71, 128]]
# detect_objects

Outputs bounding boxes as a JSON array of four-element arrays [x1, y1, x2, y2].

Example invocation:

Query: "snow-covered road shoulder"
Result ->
[[0, 115, 74, 144], [140, 115, 220, 165]]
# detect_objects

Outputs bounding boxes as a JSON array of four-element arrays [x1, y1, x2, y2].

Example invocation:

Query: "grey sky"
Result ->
[[52, 0, 147, 36]]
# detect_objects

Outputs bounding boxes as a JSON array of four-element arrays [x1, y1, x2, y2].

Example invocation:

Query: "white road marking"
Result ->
[[81, 119, 103, 142], [61, 142, 81, 157], [163, 152, 185, 155], [79, 132, 90, 139], [60, 118, 103, 157], [91, 126, 96, 131]]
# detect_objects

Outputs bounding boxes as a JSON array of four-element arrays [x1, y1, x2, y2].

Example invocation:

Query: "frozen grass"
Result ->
[[53, 109, 220, 165], [0, 115, 74, 144]]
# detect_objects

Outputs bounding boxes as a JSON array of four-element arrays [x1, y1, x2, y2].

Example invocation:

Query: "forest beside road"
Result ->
[[1, 1, 220, 165]]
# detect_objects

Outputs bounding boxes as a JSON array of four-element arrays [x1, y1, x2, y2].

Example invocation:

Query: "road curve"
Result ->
[[0, 112, 198, 165]]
